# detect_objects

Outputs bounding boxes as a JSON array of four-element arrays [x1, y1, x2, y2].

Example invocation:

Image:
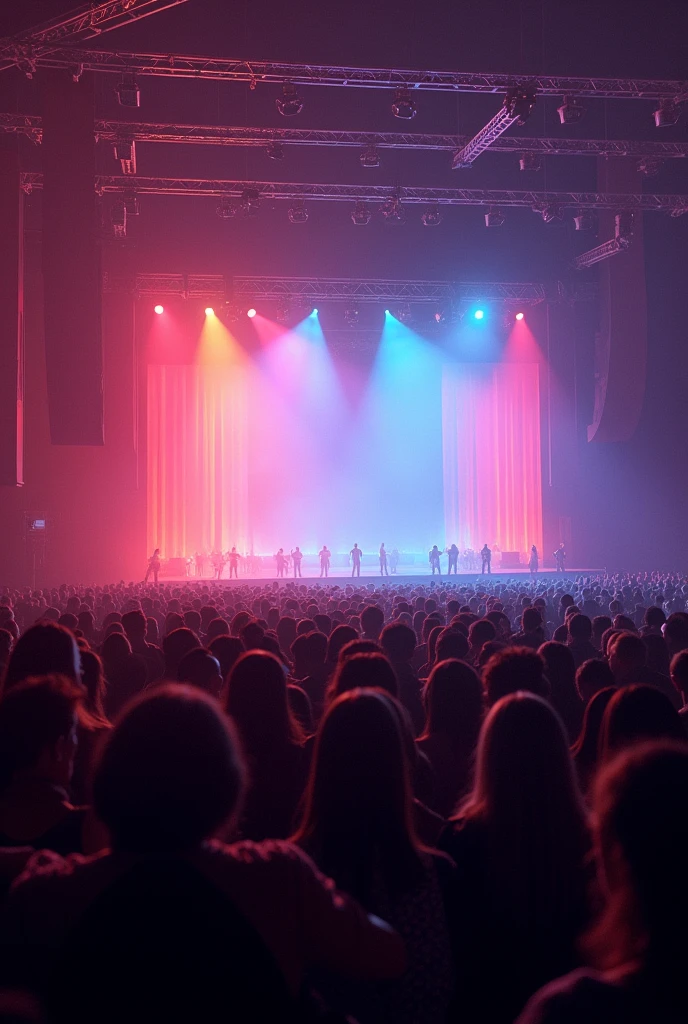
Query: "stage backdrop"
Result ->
[[147, 352, 542, 562]]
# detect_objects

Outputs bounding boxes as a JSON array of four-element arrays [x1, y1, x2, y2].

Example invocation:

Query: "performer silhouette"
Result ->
[[529, 545, 539, 576], [447, 543, 459, 575], [144, 548, 161, 585], [481, 544, 492, 575], [429, 545, 442, 576], [228, 546, 242, 579], [379, 543, 389, 576], [390, 548, 399, 575], [554, 543, 566, 573], [319, 545, 331, 578], [275, 548, 287, 578], [291, 546, 303, 578], [350, 543, 363, 578]]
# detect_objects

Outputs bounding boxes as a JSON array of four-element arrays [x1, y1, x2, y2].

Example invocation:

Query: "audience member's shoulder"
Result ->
[[204, 837, 323, 880], [516, 969, 627, 1024]]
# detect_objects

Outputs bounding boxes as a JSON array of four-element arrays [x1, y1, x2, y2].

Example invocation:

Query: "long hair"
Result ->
[[79, 650, 110, 727], [599, 685, 685, 763], [224, 651, 304, 759], [1, 623, 80, 693], [420, 658, 483, 749], [458, 692, 589, 937], [294, 688, 424, 904]]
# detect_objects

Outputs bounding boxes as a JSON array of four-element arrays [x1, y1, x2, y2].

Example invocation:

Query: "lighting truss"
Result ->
[[572, 237, 632, 268], [5, 114, 688, 160], [0, 1, 189, 74], [19, 172, 688, 214], [16, 48, 688, 99], [452, 90, 534, 168]]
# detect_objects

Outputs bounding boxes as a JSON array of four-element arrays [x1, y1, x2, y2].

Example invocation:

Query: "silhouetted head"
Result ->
[[328, 653, 398, 703], [569, 614, 593, 641], [575, 657, 615, 703], [599, 685, 684, 762], [483, 647, 548, 706], [162, 628, 200, 678], [121, 610, 147, 642], [177, 648, 223, 698], [435, 628, 469, 663], [422, 659, 483, 747], [224, 651, 303, 753], [2, 623, 81, 692], [380, 622, 416, 663], [0, 675, 82, 792], [326, 624, 358, 664]]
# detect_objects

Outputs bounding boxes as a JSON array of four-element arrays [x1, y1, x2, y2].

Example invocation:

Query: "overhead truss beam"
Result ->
[[15, 48, 688, 99], [4, 113, 688, 158], [20, 173, 688, 214]]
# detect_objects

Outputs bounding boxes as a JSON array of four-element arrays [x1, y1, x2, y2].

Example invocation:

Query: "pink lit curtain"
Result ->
[[442, 363, 543, 556], [147, 365, 249, 557]]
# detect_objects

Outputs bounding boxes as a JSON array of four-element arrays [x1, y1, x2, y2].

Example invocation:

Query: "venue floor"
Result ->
[[161, 569, 596, 586]]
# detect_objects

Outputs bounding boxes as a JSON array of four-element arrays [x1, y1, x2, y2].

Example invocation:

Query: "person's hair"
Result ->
[[162, 628, 199, 677], [337, 638, 381, 663], [459, 692, 589, 934], [664, 612, 688, 651], [291, 630, 328, 668], [205, 617, 230, 641], [599, 685, 685, 762], [435, 628, 469, 663], [592, 615, 613, 642], [121, 609, 147, 638], [483, 647, 548, 706], [360, 605, 384, 635], [587, 742, 688, 971], [575, 658, 615, 703], [670, 650, 688, 697], [327, 653, 398, 705], [0, 675, 83, 790], [538, 641, 581, 737], [177, 648, 223, 697], [421, 658, 483, 748], [644, 606, 666, 630], [101, 631, 132, 666], [643, 633, 671, 676], [568, 613, 593, 641], [2, 623, 80, 692], [609, 631, 647, 669], [224, 651, 304, 756], [468, 618, 497, 649], [294, 689, 425, 903], [521, 607, 542, 632], [380, 621, 417, 661], [600, 627, 622, 658], [79, 649, 110, 724], [570, 687, 617, 788], [325, 624, 358, 664], [93, 684, 245, 853], [208, 635, 244, 681]]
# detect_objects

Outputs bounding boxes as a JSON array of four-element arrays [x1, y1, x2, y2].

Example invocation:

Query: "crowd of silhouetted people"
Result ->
[[0, 570, 687, 1023]]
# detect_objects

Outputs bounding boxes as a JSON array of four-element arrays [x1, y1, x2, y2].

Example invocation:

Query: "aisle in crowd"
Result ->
[[0, 571, 687, 1023]]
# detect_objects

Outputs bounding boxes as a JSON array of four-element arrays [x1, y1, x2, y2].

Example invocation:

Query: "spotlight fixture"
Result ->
[[519, 151, 542, 172], [537, 204, 563, 223], [359, 147, 381, 168], [288, 201, 309, 224], [240, 189, 261, 216], [557, 96, 586, 124], [504, 86, 536, 124], [484, 207, 505, 227], [275, 300, 290, 324], [223, 304, 241, 323], [615, 212, 634, 248], [114, 138, 136, 174], [216, 196, 236, 218], [474, 309, 485, 320], [115, 73, 140, 107], [312, 308, 318, 315], [266, 141, 285, 160], [421, 206, 442, 227], [276, 82, 304, 117], [344, 307, 360, 326], [396, 304, 413, 324], [351, 201, 372, 226], [380, 195, 405, 223], [110, 201, 126, 238], [391, 88, 416, 120], [573, 210, 595, 231], [432, 310, 447, 324], [247, 308, 257, 318], [637, 156, 663, 176], [123, 193, 140, 217], [653, 99, 681, 127], [204, 307, 215, 316], [154, 305, 164, 315], [515, 312, 525, 321]]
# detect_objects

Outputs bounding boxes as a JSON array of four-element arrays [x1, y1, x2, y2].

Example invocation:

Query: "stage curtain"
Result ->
[[147, 365, 249, 557], [442, 363, 543, 557]]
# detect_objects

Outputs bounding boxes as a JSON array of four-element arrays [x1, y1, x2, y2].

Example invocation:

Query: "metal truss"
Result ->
[[5, 113, 688, 160], [572, 237, 631, 268], [0, 1, 188, 74], [103, 273, 550, 304], [20, 172, 688, 215], [17, 48, 688, 100], [452, 98, 526, 169]]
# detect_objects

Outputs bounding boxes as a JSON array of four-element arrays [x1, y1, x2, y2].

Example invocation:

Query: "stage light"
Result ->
[[266, 141, 285, 160], [240, 189, 261, 217], [421, 206, 442, 226], [344, 307, 359, 326], [312, 308, 318, 315], [380, 196, 405, 223], [360, 147, 381, 168], [519, 152, 541, 172], [110, 201, 126, 238], [515, 312, 524, 321], [638, 156, 663, 176], [123, 193, 140, 217], [574, 210, 595, 231], [216, 196, 236, 218], [385, 309, 391, 315], [391, 88, 416, 119], [557, 96, 586, 124], [114, 138, 136, 175], [474, 309, 485, 320], [351, 201, 372, 226], [653, 99, 680, 127], [484, 207, 505, 227], [116, 73, 140, 108], [538, 204, 563, 223], [154, 304, 164, 315], [288, 201, 309, 224], [504, 86, 536, 124], [615, 212, 634, 249], [247, 308, 257, 318], [276, 83, 304, 117], [205, 307, 215, 316]]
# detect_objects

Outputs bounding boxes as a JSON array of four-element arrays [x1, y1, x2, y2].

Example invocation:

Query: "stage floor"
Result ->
[[161, 568, 594, 586]]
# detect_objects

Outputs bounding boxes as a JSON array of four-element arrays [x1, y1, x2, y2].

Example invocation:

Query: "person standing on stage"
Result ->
[[481, 544, 492, 575], [379, 543, 389, 576], [429, 545, 442, 576], [350, 543, 363, 578], [291, 546, 303, 578], [447, 542, 459, 575], [319, 545, 331, 578], [529, 544, 539, 576], [275, 548, 287, 578], [194, 551, 203, 577], [554, 542, 566, 573], [211, 550, 225, 580], [144, 548, 161, 585], [390, 548, 399, 574], [228, 546, 241, 579]]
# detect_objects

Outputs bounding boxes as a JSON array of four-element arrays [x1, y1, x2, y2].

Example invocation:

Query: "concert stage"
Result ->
[[161, 569, 594, 586]]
